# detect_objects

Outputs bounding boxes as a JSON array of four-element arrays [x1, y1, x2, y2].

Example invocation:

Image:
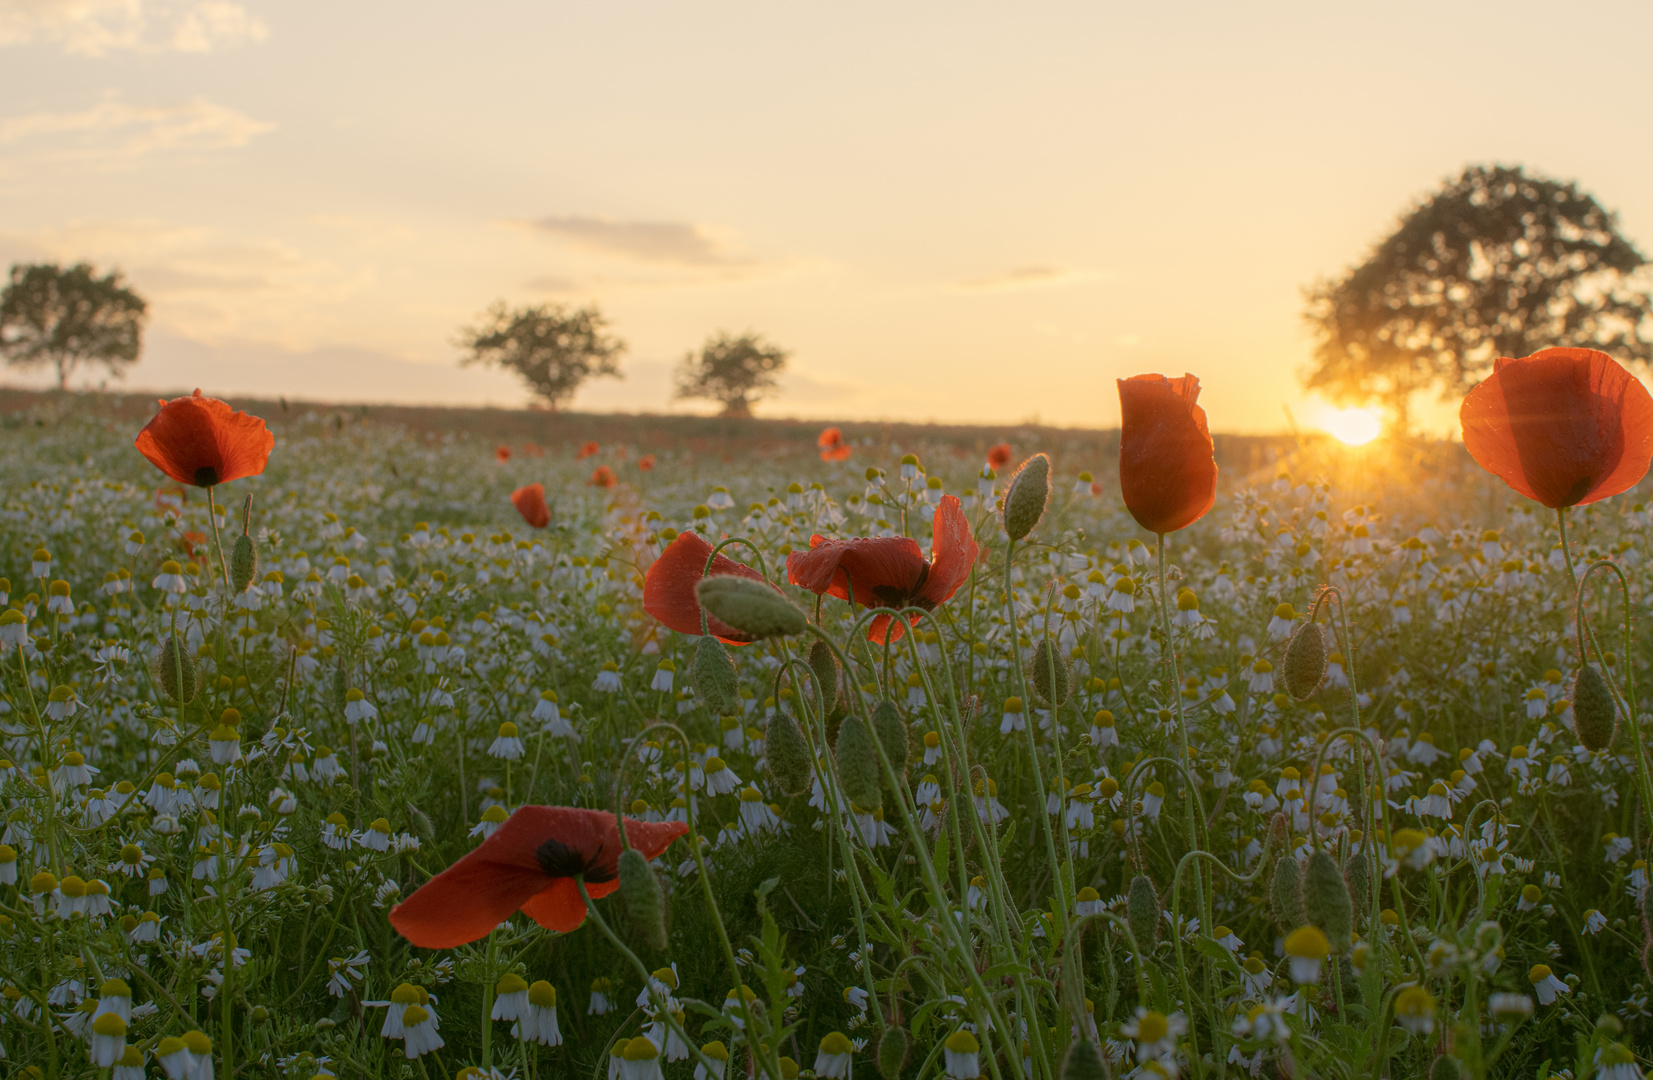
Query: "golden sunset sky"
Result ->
[[2, 1, 1650, 432]]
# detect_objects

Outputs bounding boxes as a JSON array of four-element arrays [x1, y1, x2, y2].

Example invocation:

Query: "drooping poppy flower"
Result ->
[[1117, 373, 1218, 535], [1460, 348, 1653, 510], [818, 427, 852, 462], [588, 466, 617, 488], [389, 806, 687, 948], [494, 446, 511, 462], [638, 454, 657, 472], [644, 530, 770, 644], [577, 440, 600, 460], [511, 483, 550, 528], [787, 494, 977, 643], [986, 443, 1013, 471], [134, 390, 274, 489]]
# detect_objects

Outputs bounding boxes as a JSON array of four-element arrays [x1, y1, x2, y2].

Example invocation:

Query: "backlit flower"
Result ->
[[643, 530, 772, 645], [818, 427, 852, 462], [134, 390, 274, 488], [1117, 373, 1218, 534], [511, 483, 550, 528]]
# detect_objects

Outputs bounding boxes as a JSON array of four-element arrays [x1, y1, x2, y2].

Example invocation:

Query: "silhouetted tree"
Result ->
[[674, 330, 789, 417], [0, 263, 148, 390], [1303, 165, 1653, 425], [459, 301, 625, 409]]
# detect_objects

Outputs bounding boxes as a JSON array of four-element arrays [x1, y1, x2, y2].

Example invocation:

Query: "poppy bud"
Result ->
[[1060, 1039, 1107, 1080], [1028, 638, 1071, 706], [1126, 873, 1160, 949], [871, 699, 909, 775], [155, 637, 198, 705], [405, 802, 435, 844], [1345, 849, 1371, 927], [695, 576, 806, 639], [1429, 1056, 1463, 1080], [230, 532, 257, 593], [808, 638, 843, 717], [877, 1025, 910, 1079], [1270, 855, 1306, 934], [766, 711, 813, 797], [1282, 622, 1327, 700], [619, 847, 668, 950], [1303, 850, 1353, 952], [835, 713, 882, 811], [1572, 663, 1618, 752], [1002, 453, 1051, 542], [693, 635, 740, 716]]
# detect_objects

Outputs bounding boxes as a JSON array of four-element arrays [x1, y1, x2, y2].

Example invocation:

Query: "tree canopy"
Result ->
[[1303, 165, 1653, 424], [674, 330, 790, 418], [0, 263, 148, 390], [458, 301, 625, 409]]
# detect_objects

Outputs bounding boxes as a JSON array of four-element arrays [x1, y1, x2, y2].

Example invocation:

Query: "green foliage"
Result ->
[[673, 330, 789, 418], [458, 300, 625, 408], [0, 262, 147, 390]]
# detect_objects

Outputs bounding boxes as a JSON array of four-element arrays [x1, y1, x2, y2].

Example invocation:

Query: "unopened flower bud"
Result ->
[[871, 699, 909, 775], [618, 846, 668, 950], [1270, 855, 1306, 934], [1002, 453, 1051, 542], [1572, 663, 1618, 752], [1126, 873, 1161, 949], [808, 638, 843, 717], [693, 635, 740, 716], [1283, 621, 1328, 700], [1060, 1039, 1107, 1080], [1303, 850, 1353, 952], [1028, 638, 1071, 706], [835, 713, 882, 811], [695, 576, 806, 639], [230, 532, 258, 593], [155, 637, 198, 705], [877, 1025, 910, 1079], [766, 711, 813, 797]]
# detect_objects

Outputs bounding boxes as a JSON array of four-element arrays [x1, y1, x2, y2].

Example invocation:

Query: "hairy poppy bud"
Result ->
[[1345, 849, 1371, 926], [1270, 855, 1306, 934], [1028, 638, 1071, 706], [871, 699, 909, 775], [766, 711, 813, 797], [1060, 1039, 1107, 1080], [405, 801, 435, 843], [1572, 663, 1618, 752], [808, 638, 842, 714], [1429, 1055, 1463, 1080], [1126, 874, 1160, 949], [695, 576, 806, 639], [1002, 453, 1051, 542], [1303, 850, 1353, 952], [693, 635, 740, 716], [618, 847, 668, 950], [877, 1025, 910, 1079], [835, 713, 882, 810], [155, 637, 198, 705], [1282, 622, 1327, 700], [230, 532, 257, 593]]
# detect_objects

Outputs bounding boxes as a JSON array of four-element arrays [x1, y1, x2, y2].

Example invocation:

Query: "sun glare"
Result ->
[[1321, 407, 1383, 446]]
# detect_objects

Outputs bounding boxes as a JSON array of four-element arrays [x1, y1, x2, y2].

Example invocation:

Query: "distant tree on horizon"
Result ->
[[458, 301, 625, 410], [674, 330, 789, 418], [0, 262, 148, 391], [1303, 164, 1653, 427]]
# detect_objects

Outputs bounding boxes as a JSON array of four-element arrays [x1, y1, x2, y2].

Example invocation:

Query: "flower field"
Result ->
[[2, 351, 1652, 1080]]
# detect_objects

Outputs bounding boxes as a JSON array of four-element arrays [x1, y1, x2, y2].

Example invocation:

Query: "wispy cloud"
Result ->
[[524, 214, 756, 269], [0, 0, 267, 56], [955, 264, 1104, 292], [0, 96, 273, 171]]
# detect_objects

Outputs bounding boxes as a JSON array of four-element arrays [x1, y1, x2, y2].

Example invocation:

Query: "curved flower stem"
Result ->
[[206, 485, 231, 586]]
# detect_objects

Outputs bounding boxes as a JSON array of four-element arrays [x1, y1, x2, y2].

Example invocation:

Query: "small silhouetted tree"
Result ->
[[459, 301, 625, 409], [0, 263, 148, 390], [674, 330, 789, 418], [1303, 165, 1653, 426]]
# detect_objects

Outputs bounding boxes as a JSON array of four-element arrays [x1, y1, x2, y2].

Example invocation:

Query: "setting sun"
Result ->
[[1321, 406, 1383, 445]]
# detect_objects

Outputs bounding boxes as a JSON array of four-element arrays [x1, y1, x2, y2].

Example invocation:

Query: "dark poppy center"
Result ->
[[535, 836, 615, 883], [193, 466, 220, 487], [869, 563, 929, 609]]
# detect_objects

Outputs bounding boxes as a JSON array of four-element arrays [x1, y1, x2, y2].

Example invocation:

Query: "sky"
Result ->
[[2, 1, 1651, 433]]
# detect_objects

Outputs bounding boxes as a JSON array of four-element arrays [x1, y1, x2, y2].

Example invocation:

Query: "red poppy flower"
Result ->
[[494, 446, 511, 462], [1460, 348, 1653, 510], [818, 427, 852, 462], [588, 465, 617, 488], [134, 389, 274, 488], [176, 530, 206, 556], [786, 494, 977, 643], [511, 483, 550, 528], [644, 530, 770, 644], [638, 454, 657, 472], [389, 806, 687, 948], [1117, 373, 1218, 535], [986, 443, 1012, 471], [577, 440, 599, 460]]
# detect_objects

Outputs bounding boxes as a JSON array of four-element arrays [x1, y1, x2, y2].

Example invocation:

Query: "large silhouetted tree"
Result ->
[[0, 263, 148, 390], [674, 330, 789, 417], [459, 301, 625, 409], [1303, 165, 1653, 426]]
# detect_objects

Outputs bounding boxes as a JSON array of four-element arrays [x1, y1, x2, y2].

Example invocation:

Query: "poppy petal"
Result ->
[[788, 536, 927, 609], [1117, 373, 1218, 534], [511, 483, 550, 528], [388, 855, 549, 948], [643, 532, 768, 644], [134, 390, 273, 489], [919, 495, 977, 610], [519, 876, 590, 932]]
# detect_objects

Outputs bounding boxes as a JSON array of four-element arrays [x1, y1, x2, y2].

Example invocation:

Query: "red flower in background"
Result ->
[[1460, 348, 1653, 509], [134, 389, 273, 489], [176, 530, 207, 556], [787, 494, 977, 643], [522, 441, 545, 458], [1117, 373, 1218, 535], [986, 443, 1012, 471], [644, 531, 770, 644], [588, 466, 617, 488], [577, 441, 599, 460], [818, 427, 852, 462], [511, 483, 550, 528], [389, 806, 687, 948], [638, 454, 657, 472], [495, 446, 511, 462]]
